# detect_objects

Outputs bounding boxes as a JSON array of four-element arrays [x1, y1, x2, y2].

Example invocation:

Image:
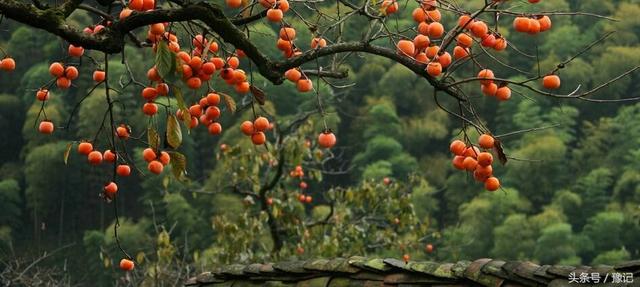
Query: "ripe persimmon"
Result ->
[[103, 150, 117, 162], [88, 151, 103, 165], [251, 132, 266, 145], [527, 18, 541, 34], [458, 14, 473, 29], [285, 68, 301, 82], [318, 131, 336, 148], [543, 75, 561, 89], [452, 155, 466, 170], [142, 87, 158, 100], [142, 0, 154, 10], [453, 46, 469, 59], [415, 52, 428, 63], [104, 182, 118, 198], [475, 164, 493, 177], [478, 134, 495, 149], [36, 89, 49, 101], [381, 0, 398, 14], [120, 259, 135, 271], [495, 86, 511, 101], [186, 77, 202, 89], [427, 22, 444, 38], [481, 34, 496, 47], [78, 142, 93, 155], [438, 52, 452, 68], [149, 23, 164, 35], [116, 164, 131, 177], [278, 0, 290, 11], [235, 82, 250, 93], [296, 79, 313, 92], [477, 69, 494, 85], [477, 152, 493, 166], [462, 157, 478, 171], [396, 40, 415, 56], [0, 57, 15, 71], [456, 33, 473, 48], [412, 8, 427, 23], [159, 151, 170, 165], [93, 70, 105, 82], [148, 160, 163, 174], [417, 22, 430, 35], [463, 146, 480, 158], [142, 102, 158, 115], [470, 21, 488, 38], [68, 45, 84, 57], [116, 125, 130, 139], [254, 117, 270, 132], [426, 9, 441, 22], [208, 122, 222, 135], [226, 0, 242, 8], [481, 83, 498, 96], [56, 77, 71, 89], [266, 8, 283, 22], [538, 15, 552, 32], [449, 140, 466, 155], [240, 121, 254, 135], [49, 62, 65, 77], [484, 177, 500, 191], [279, 27, 296, 40], [413, 34, 430, 50], [39, 121, 54, 134], [426, 45, 439, 58], [311, 37, 327, 49], [493, 37, 507, 51], [65, 66, 79, 80], [142, 148, 156, 162], [513, 17, 530, 32], [426, 62, 442, 77], [205, 93, 220, 106]]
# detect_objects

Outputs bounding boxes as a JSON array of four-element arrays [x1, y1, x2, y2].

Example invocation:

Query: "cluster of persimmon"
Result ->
[[289, 165, 309, 189], [142, 147, 171, 174], [449, 134, 501, 191], [177, 92, 224, 134], [240, 116, 272, 145], [297, 193, 313, 204], [275, 27, 313, 93], [477, 69, 512, 101], [513, 15, 552, 35], [48, 62, 78, 89], [74, 141, 130, 198], [262, 0, 291, 22], [127, 0, 155, 12], [394, 1, 454, 78]]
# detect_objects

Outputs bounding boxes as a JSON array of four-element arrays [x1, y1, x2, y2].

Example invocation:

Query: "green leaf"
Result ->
[[155, 41, 177, 80], [148, 127, 161, 150], [63, 142, 72, 165], [220, 92, 236, 114], [168, 151, 188, 182], [166, 115, 182, 149]]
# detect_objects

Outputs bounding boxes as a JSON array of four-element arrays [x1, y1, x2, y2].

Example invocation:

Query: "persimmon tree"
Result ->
[[0, 0, 638, 274]]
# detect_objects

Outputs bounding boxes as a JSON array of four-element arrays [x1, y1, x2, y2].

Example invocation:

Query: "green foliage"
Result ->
[[534, 223, 580, 264]]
